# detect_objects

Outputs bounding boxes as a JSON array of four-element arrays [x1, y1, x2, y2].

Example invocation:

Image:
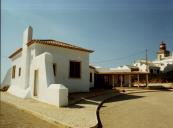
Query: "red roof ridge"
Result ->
[[27, 39, 94, 53], [9, 39, 94, 59]]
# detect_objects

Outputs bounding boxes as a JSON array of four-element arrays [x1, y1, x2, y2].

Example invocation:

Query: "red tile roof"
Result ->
[[28, 39, 94, 53], [8, 48, 23, 59], [9, 39, 94, 59]]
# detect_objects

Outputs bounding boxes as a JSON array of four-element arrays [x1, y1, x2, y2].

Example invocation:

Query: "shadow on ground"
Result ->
[[148, 86, 172, 91], [67, 104, 85, 109], [67, 87, 172, 109], [67, 97, 103, 108], [104, 94, 144, 104]]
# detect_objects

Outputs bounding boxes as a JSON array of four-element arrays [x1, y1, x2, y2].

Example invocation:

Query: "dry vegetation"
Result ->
[[0, 85, 9, 92]]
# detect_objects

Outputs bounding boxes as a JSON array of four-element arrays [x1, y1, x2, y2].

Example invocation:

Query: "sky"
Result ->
[[1, 0, 173, 82]]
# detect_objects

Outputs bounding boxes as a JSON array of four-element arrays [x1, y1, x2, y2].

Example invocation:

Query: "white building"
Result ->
[[133, 59, 160, 75], [5, 26, 93, 107], [153, 57, 173, 73], [90, 65, 148, 88], [133, 41, 173, 74], [153, 41, 173, 73]]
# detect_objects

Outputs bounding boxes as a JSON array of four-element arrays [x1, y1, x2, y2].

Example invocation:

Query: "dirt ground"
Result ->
[[100, 91, 173, 128], [0, 101, 59, 128]]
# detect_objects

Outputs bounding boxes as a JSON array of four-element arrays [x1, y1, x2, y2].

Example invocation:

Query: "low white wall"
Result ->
[[46, 84, 68, 106], [30, 52, 68, 107], [8, 85, 31, 98]]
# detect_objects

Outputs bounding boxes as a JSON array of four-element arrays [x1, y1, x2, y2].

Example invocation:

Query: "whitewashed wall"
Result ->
[[8, 52, 31, 98], [30, 52, 68, 107], [133, 63, 147, 72], [7, 26, 91, 106], [34, 43, 90, 92], [11, 53, 23, 87]]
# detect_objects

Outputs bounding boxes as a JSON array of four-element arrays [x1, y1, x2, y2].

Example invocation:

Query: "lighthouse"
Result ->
[[157, 41, 170, 60]]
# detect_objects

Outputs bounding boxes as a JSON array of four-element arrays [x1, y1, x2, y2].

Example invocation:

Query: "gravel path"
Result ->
[[100, 91, 173, 128], [0, 101, 59, 128]]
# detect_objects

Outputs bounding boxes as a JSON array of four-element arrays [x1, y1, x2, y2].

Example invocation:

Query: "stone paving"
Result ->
[[0, 90, 119, 128], [100, 90, 173, 128]]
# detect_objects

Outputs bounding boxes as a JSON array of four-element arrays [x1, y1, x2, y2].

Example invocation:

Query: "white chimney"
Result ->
[[21, 26, 33, 89], [23, 26, 33, 46]]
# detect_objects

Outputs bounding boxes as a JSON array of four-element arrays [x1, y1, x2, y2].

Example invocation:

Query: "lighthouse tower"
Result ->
[[157, 41, 170, 60]]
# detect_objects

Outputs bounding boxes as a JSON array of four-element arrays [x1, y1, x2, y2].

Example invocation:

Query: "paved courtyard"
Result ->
[[0, 101, 59, 128], [0, 90, 119, 128], [100, 90, 173, 128]]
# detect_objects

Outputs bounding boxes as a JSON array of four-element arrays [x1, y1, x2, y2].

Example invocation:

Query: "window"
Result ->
[[12, 65, 16, 79], [150, 69, 153, 74], [69, 61, 81, 78], [53, 63, 56, 76], [18, 67, 21, 76], [90, 73, 92, 82]]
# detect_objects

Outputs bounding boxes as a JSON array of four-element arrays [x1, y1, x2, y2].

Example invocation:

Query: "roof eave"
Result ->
[[8, 48, 23, 59], [9, 39, 94, 59], [27, 40, 94, 53], [96, 71, 149, 75]]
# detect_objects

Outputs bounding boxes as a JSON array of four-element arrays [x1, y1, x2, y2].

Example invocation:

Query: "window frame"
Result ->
[[90, 73, 92, 82], [69, 60, 81, 79], [12, 65, 16, 79], [18, 67, 21, 77], [53, 63, 56, 76]]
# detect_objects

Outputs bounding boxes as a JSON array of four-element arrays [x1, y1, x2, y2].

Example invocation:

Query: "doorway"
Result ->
[[33, 70, 39, 97]]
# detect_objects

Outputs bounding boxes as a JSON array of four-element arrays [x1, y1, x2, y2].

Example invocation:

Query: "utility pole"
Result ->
[[146, 48, 148, 87], [146, 49, 148, 72]]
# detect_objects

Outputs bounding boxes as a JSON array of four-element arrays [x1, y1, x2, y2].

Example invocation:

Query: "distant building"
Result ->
[[156, 41, 170, 60], [153, 42, 173, 73], [133, 59, 160, 75], [89, 65, 148, 88], [133, 41, 173, 74]]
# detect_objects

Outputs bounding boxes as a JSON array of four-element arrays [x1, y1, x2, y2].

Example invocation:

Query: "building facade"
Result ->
[[6, 26, 93, 106], [90, 65, 149, 88]]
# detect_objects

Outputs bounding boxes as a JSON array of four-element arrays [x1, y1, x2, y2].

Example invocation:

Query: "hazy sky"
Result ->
[[1, 0, 173, 81]]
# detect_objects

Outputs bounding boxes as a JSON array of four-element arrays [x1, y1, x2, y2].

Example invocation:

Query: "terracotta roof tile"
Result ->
[[27, 39, 94, 53], [8, 48, 23, 58], [9, 39, 94, 59]]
